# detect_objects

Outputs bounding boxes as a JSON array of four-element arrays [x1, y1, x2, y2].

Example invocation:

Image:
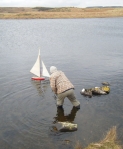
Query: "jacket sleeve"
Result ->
[[50, 76, 57, 94]]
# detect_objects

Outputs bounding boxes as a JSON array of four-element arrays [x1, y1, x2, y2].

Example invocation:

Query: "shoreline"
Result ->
[[0, 7, 123, 19]]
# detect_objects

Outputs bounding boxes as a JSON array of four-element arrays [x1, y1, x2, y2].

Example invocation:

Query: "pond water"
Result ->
[[0, 18, 123, 149]]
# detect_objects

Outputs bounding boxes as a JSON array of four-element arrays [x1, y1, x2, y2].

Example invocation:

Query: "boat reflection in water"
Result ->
[[52, 107, 79, 132], [31, 80, 50, 96]]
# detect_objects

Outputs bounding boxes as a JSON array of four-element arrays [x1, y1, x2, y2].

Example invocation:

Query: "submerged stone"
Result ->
[[80, 85, 110, 97], [102, 82, 110, 86], [80, 89, 92, 98], [53, 122, 77, 132]]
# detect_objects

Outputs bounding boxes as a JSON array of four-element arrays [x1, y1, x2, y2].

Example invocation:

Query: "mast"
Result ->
[[39, 49, 41, 77]]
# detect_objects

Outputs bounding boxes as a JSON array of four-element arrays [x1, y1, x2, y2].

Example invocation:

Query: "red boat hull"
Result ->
[[31, 77, 45, 81]]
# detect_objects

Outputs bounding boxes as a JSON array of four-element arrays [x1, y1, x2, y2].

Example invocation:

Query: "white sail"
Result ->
[[30, 50, 41, 77], [41, 61, 50, 77], [30, 49, 50, 78]]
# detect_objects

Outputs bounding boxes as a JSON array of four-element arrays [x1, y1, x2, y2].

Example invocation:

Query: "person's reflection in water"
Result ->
[[53, 106, 79, 124]]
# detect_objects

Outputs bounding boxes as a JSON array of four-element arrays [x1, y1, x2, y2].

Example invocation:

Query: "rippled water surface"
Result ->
[[0, 18, 123, 149]]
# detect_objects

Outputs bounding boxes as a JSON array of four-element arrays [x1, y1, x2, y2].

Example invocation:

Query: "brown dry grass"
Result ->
[[75, 126, 122, 149], [0, 7, 123, 19]]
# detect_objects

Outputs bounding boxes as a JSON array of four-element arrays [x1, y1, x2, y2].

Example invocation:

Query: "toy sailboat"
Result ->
[[30, 49, 50, 80]]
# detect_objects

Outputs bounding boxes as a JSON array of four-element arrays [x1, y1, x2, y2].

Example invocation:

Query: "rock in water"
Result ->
[[80, 88, 92, 98], [92, 87, 107, 95], [54, 122, 77, 132], [102, 82, 110, 86], [80, 86, 110, 97], [59, 122, 77, 132], [100, 86, 110, 94]]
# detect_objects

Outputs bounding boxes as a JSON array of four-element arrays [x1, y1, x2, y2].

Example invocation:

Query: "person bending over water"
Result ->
[[50, 66, 80, 109]]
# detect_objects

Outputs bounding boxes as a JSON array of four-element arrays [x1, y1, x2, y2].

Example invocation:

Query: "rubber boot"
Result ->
[[75, 104, 80, 109], [57, 105, 63, 108]]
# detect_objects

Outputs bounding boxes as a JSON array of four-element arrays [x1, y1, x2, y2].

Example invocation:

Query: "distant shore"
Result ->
[[0, 7, 123, 19]]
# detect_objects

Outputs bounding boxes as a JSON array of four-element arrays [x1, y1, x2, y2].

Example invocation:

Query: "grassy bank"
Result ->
[[75, 126, 122, 149], [0, 7, 123, 19]]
